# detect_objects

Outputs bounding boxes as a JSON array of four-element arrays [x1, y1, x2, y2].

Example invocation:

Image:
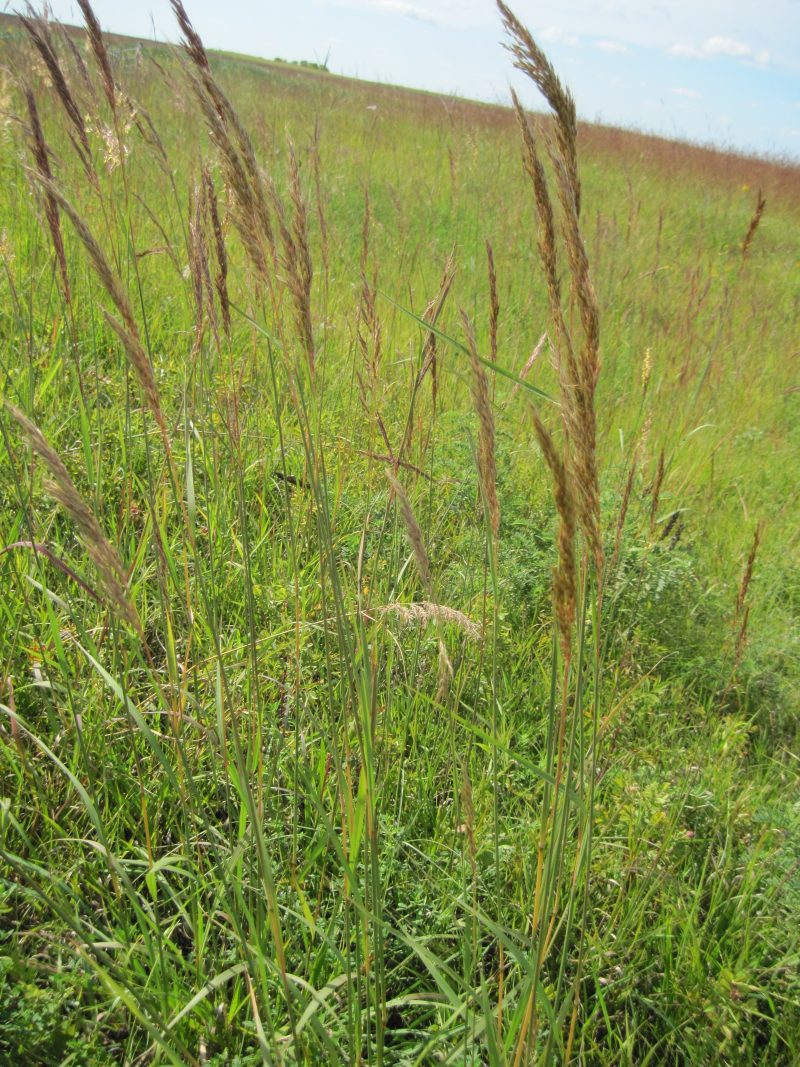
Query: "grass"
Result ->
[[0, 2, 798, 1064]]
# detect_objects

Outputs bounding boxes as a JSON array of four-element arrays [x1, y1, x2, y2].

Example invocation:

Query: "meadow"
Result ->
[[0, 2, 798, 1063]]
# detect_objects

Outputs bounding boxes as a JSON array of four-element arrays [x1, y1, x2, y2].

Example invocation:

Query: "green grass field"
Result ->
[[0, 3, 798, 1063]]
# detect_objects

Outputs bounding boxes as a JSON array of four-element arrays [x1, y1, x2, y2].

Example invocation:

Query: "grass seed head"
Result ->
[[7, 404, 139, 631], [24, 88, 71, 308], [385, 467, 432, 597]]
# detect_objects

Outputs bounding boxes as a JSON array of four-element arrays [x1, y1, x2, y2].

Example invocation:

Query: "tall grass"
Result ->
[[0, 2, 798, 1065]]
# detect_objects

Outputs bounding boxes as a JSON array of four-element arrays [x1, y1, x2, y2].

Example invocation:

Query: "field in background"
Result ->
[[0, 4, 798, 1064]]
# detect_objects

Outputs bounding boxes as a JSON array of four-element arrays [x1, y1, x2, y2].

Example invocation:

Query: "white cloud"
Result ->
[[671, 87, 702, 98], [366, 0, 439, 22], [704, 35, 751, 58], [594, 39, 629, 54], [669, 36, 770, 67], [539, 26, 581, 47]]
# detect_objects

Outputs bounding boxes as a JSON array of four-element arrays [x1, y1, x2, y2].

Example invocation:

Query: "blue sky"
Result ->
[[37, 0, 800, 159]]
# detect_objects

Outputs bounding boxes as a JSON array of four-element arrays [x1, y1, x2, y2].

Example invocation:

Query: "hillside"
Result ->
[[0, 4, 798, 1064]]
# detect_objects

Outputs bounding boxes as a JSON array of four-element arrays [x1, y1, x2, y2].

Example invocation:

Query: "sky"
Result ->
[[30, 0, 800, 159]]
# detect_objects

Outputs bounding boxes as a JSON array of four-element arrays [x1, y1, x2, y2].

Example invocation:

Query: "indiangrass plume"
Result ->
[[286, 140, 315, 379], [436, 638, 454, 703], [385, 467, 432, 596], [170, 0, 278, 289], [462, 310, 500, 538], [733, 525, 762, 668], [741, 189, 766, 260], [19, 10, 93, 177], [30, 173, 169, 446], [155, 63, 309, 382], [496, 14, 609, 1057], [6, 404, 139, 631], [357, 188, 381, 398], [202, 163, 231, 339], [509, 88, 565, 347], [501, 0, 603, 579], [76, 0, 116, 112], [416, 248, 456, 409], [57, 22, 96, 103], [733, 523, 761, 665], [378, 601, 481, 641], [737, 522, 763, 618], [188, 181, 219, 355], [510, 330, 548, 399], [24, 88, 70, 308], [497, 1, 580, 215]]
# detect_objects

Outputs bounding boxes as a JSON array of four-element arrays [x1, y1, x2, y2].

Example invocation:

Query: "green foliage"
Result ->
[[0, 5, 797, 1065]]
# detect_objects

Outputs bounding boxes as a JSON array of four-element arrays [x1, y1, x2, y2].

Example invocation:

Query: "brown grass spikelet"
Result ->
[[462, 310, 500, 539], [357, 189, 382, 395], [510, 87, 603, 577], [503, 7, 604, 581], [436, 638, 454, 703], [24, 88, 70, 308], [741, 189, 766, 260], [736, 522, 763, 618], [497, 0, 580, 216], [510, 89, 564, 339], [287, 141, 315, 377], [385, 467, 432, 597], [269, 143, 316, 380], [57, 22, 96, 102], [31, 174, 168, 444], [532, 412, 576, 661], [188, 182, 219, 354], [416, 248, 457, 408], [201, 164, 231, 339], [76, 0, 116, 112], [170, 0, 277, 286], [6, 404, 139, 631], [510, 331, 548, 399], [19, 11, 94, 177], [733, 523, 762, 668]]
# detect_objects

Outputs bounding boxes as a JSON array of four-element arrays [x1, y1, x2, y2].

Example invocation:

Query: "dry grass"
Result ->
[[385, 467, 432, 597], [500, 0, 603, 582], [379, 601, 481, 640], [741, 188, 767, 259], [24, 87, 70, 308]]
